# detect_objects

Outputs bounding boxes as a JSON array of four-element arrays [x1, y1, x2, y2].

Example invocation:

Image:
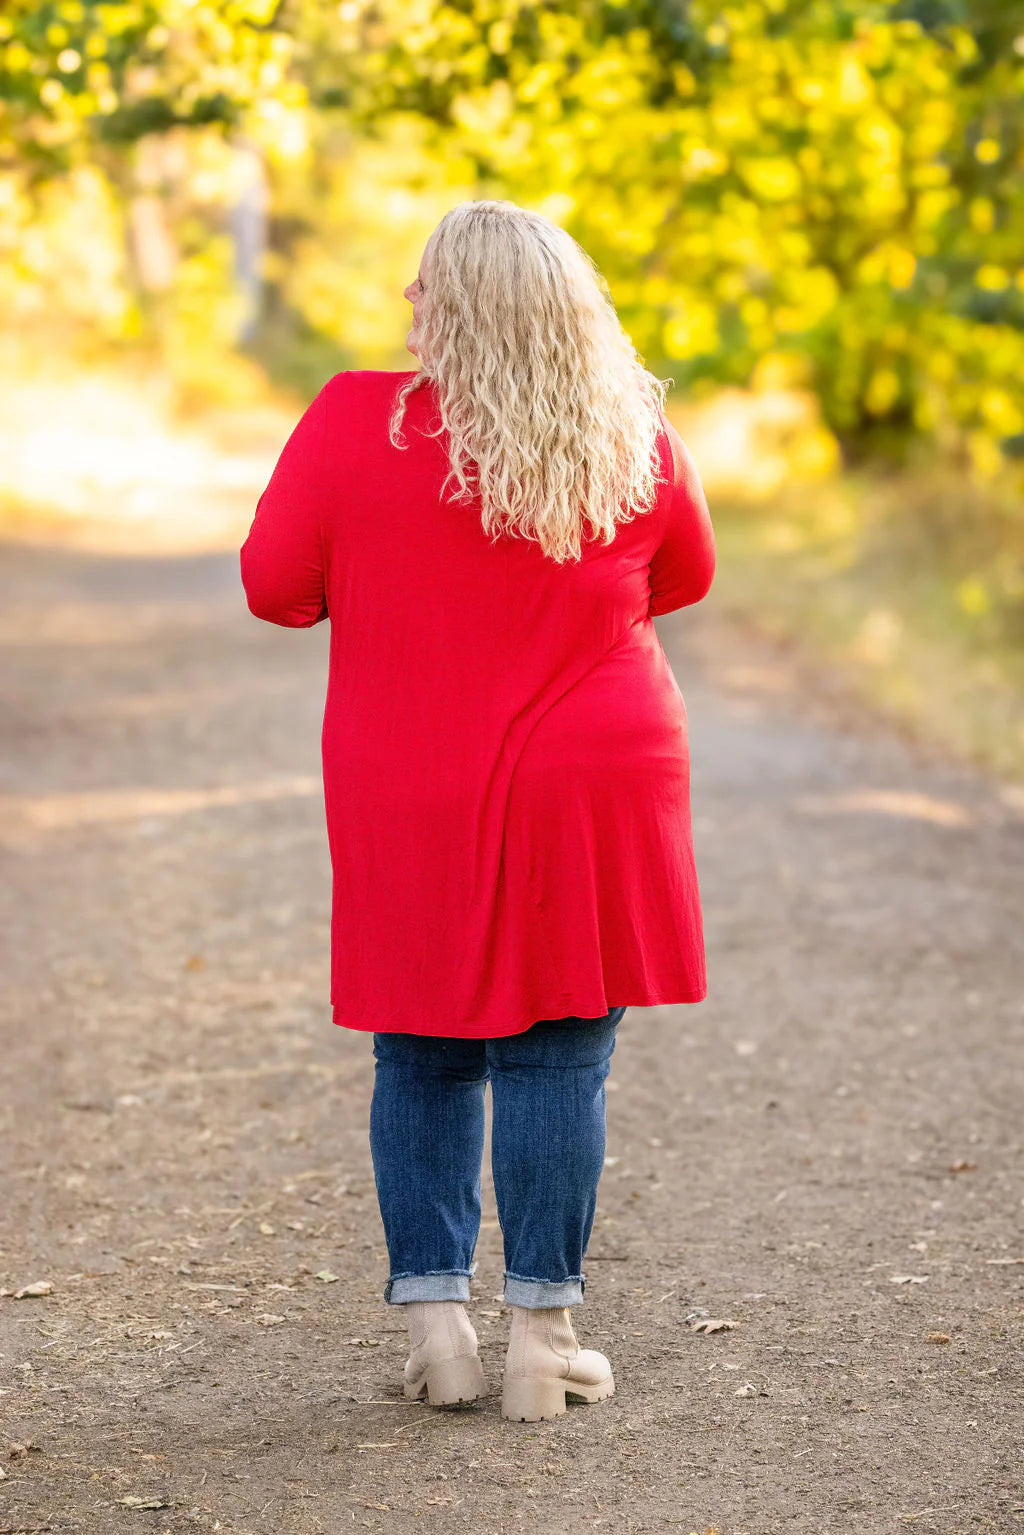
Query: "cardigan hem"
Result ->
[[332, 988, 707, 1039]]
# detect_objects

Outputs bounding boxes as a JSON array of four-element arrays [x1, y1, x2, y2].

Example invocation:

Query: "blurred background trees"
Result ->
[[2, 0, 1022, 768], [4, 0, 1024, 471]]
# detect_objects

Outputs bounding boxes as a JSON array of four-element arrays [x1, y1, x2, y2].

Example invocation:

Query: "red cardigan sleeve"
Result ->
[[240, 385, 329, 628], [648, 417, 716, 617]]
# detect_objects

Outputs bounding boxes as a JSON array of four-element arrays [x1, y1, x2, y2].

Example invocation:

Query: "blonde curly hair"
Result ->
[[389, 200, 670, 564]]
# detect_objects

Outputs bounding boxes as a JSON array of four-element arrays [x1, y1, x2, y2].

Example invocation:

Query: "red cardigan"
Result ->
[[240, 370, 715, 1037]]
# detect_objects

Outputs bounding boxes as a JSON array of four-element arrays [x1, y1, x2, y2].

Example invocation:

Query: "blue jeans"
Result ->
[[369, 1007, 625, 1308]]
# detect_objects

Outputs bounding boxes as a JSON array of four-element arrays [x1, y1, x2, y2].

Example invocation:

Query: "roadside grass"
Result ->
[[707, 459, 1024, 782]]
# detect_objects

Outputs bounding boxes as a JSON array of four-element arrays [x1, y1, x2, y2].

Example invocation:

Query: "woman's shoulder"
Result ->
[[321, 368, 418, 404]]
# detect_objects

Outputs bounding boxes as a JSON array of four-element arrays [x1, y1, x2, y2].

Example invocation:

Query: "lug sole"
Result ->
[[404, 1353, 487, 1406], [501, 1371, 615, 1422]]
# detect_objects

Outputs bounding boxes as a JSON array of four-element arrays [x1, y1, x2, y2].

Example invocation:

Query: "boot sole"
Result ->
[[404, 1353, 487, 1407], [501, 1371, 615, 1422]]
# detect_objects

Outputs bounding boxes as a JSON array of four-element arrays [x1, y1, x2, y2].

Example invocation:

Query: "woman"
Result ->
[[240, 200, 715, 1422]]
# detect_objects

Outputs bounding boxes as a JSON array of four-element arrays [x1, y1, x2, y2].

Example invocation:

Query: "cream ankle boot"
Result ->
[[402, 1300, 487, 1406], [501, 1305, 615, 1421]]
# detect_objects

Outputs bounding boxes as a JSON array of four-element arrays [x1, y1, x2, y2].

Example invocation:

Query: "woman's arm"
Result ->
[[240, 385, 330, 628], [648, 417, 716, 617]]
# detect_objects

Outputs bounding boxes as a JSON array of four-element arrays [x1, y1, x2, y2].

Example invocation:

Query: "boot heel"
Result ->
[[423, 1354, 487, 1406], [501, 1376, 568, 1422]]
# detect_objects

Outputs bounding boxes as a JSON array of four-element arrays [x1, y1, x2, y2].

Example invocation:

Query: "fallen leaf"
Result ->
[[116, 1495, 171, 1509], [889, 1275, 929, 1285], [689, 1317, 738, 1334], [184, 955, 206, 972], [314, 1269, 339, 1284], [12, 1281, 53, 1299], [948, 1160, 977, 1174], [255, 1313, 286, 1326], [259, 1222, 276, 1236], [926, 1332, 951, 1344]]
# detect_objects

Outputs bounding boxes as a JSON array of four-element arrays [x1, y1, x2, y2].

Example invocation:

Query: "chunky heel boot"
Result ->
[[402, 1300, 487, 1407], [501, 1305, 614, 1422]]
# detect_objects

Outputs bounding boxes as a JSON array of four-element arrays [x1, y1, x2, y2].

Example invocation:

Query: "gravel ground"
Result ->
[[1, 534, 1022, 1535]]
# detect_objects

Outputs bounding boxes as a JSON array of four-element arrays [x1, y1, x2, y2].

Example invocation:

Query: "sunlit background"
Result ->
[[3, 0, 1022, 773]]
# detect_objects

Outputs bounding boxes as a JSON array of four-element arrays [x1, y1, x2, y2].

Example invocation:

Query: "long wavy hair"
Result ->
[[388, 200, 670, 564]]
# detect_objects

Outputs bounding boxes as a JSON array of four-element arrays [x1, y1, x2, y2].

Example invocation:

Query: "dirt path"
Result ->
[[1, 536, 1021, 1535]]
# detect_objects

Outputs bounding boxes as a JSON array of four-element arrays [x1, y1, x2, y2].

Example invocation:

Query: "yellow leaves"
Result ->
[[864, 368, 901, 416], [976, 265, 1010, 292], [910, 162, 952, 190], [710, 97, 759, 142], [855, 116, 901, 161], [950, 27, 979, 65], [965, 430, 1003, 478], [740, 295, 769, 329], [956, 577, 990, 618], [4, 40, 32, 73], [736, 156, 801, 203], [794, 77, 826, 105], [672, 63, 697, 97], [663, 301, 719, 360], [234, 0, 283, 22], [714, 269, 747, 304], [797, 145, 822, 178], [889, 248, 916, 291], [452, 81, 512, 135], [979, 388, 1022, 434], [856, 241, 916, 289], [752, 351, 812, 391], [516, 61, 561, 105], [790, 427, 841, 480], [682, 142, 728, 179], [837, 52, 871, 110]]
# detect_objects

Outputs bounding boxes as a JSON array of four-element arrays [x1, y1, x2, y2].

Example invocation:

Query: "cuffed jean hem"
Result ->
[[384, 1266, 475, 1305], [503, 1272, 586, 1308]]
